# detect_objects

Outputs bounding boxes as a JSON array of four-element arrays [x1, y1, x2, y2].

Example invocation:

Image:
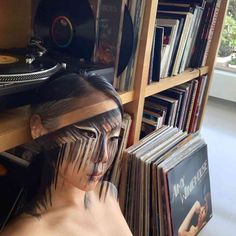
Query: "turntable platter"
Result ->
[[0, 55, 61, 83]]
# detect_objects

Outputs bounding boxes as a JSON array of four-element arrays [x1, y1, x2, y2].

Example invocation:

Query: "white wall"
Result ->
[[209, 69, 236, 103]]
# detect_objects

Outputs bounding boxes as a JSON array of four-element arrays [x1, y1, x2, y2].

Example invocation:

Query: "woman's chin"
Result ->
[[77, 179, 101, 192]]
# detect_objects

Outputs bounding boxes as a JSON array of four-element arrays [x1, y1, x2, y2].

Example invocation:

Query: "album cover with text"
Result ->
[[167, 143, 212, 236]]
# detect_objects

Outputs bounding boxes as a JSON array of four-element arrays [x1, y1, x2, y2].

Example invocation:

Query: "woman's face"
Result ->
[[57, 110, 122, 191], [30, 89, 122, 193], [197, 205, 207, 227]]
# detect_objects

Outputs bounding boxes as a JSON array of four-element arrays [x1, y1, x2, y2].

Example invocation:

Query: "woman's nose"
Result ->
[[100, 138, 109, 164], [93, 138, 109, 164], [101, 143, 109, 164]]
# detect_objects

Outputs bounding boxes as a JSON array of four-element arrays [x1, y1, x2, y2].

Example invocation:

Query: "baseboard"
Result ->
[[209, 69, 236, 103]]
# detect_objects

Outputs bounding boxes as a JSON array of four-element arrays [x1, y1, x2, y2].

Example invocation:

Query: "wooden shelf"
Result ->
[[0, 106, 31, 153], [199, 66, 209, 76], [0, 91, 134, 153], [119, 91, 134, 104], [145, 67, 209, 98]]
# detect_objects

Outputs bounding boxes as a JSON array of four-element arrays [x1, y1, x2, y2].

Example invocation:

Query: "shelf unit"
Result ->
[[0, 0, 229, 153], [125, 0, 229, 143]]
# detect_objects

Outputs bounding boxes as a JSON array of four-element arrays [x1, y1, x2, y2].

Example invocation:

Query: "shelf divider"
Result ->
[[119, 91, 134, 104], [200, 66, 209, 76]]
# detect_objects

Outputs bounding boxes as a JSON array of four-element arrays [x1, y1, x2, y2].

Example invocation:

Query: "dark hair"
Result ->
[[31, 72, 124, 130], [14, 73, 124, 217]]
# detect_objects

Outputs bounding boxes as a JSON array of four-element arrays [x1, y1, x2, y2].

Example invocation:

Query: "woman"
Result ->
[[178, 193, 211, 236], [0, 73, 132, 236]]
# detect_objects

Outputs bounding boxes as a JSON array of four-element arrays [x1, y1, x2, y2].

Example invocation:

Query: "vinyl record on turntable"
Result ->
[[0, 54, 61, 83], [0, 53, 62, 109], [34, 0, 95, 61]]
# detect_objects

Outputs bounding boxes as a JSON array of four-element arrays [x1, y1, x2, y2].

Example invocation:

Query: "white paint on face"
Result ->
[[55, 110, 122, 192]]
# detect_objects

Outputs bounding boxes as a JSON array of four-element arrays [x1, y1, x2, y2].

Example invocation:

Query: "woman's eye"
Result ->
[[81, 130, 96, 139], [109, 136, 120, 142]]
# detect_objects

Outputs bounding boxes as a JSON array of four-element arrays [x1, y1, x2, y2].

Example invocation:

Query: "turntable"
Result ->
[[0, 52, 62, 109], [0, 55, 61, 84], [0, 0, 134, 110]]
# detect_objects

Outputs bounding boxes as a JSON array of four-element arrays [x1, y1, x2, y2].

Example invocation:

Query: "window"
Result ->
[[216, 0, 236, 72]]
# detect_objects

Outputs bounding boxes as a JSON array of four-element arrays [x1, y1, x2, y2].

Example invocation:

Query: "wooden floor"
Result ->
[[200, 97, 236, 236]]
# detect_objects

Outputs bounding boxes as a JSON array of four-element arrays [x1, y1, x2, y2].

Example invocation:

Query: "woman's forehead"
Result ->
[[78, 109, 122, 132]]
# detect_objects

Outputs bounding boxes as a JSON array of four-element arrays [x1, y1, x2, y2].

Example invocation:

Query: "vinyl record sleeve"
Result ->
[[166, 143, 212, 236]]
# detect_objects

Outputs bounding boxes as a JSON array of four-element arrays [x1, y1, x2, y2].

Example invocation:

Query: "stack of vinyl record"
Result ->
[[120, 126, 212, 236], [141, 75, 208, 138]]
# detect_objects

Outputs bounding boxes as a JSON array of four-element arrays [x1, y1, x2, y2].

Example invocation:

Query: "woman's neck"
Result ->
[[35, 175, 88, 215], [52, 178, 86, 207]]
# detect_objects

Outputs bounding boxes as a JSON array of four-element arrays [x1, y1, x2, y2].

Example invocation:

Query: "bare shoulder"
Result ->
[[95, 181, 118, 201], [0, 216, 43, 236]]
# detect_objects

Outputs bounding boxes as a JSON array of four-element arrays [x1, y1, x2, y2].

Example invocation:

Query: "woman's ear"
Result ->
[[30, 114, 48, 139]]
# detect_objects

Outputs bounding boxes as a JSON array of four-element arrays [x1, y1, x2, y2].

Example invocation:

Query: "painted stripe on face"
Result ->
[[29, 109, 122, 208]]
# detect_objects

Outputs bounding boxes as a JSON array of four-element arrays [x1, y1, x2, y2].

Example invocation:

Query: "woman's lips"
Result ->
[[87, 172, 103, 181], [88, 172, 103, 177]]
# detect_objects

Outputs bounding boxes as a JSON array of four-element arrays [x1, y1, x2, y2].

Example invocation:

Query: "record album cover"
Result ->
[[167, 144, 212, 236], [92, 0, 125, 67]]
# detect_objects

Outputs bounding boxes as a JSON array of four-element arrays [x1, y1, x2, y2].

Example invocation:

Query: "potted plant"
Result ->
[[217, 7, 236, 67]]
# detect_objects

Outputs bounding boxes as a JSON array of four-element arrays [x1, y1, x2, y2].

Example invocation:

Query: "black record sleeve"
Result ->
[[167, 144, 212, 236]]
